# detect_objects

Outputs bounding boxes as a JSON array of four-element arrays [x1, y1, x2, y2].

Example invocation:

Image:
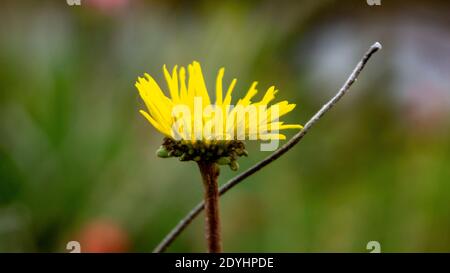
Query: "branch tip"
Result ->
[[372, 42, 382, 50]]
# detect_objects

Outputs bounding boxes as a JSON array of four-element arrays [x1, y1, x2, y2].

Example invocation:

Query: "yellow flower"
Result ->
[[136, 61, 302, 143]]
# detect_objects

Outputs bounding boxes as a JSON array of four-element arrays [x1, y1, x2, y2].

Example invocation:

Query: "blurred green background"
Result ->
[[1, 0, 449, 252]]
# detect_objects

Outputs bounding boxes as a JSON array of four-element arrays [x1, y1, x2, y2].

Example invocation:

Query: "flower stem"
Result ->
[[197, 161, 222, 253]]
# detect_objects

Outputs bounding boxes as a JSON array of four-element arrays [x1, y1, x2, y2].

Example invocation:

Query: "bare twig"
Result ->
[[153, 42, 382, 253]]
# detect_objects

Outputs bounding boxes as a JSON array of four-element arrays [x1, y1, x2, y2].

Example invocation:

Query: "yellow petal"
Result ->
[[223, 78, 237, 106], [140, 110, 171, 136], [215, 67, 225, 106], [193, 61, 210, 106], [257, 86, 278, 105], [239, 81, 258, 106], [179, 66, 188, 101], [163, 64, 179, 103]]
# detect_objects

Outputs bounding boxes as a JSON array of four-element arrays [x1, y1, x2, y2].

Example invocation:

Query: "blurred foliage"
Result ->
[[0, 0, 449, 252]]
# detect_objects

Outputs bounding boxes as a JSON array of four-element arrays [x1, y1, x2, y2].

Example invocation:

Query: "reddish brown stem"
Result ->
[[197, 161, 222, 253]]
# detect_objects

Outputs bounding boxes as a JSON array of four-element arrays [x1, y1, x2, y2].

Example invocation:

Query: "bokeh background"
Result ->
[[0, 0, 449, 252]]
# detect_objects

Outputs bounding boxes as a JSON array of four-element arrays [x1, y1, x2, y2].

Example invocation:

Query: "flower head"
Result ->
[[135, 61, 302, 169]]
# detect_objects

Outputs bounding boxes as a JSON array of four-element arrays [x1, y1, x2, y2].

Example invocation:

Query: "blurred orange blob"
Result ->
[[77, 220, 130, 253]]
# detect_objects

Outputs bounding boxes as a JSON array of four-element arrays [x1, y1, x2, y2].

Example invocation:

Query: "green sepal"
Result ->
[[229, 161, 239, 171], [156, 146, 170, 158], [217, 157, 231, 165]]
